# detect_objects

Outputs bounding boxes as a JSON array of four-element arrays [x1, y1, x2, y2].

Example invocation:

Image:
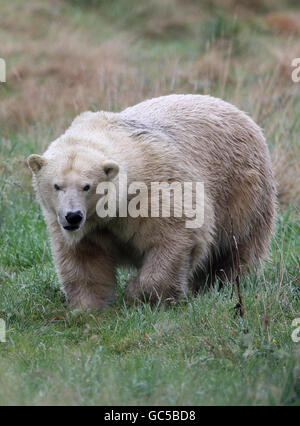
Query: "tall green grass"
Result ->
[[0, 0, 299, 406]]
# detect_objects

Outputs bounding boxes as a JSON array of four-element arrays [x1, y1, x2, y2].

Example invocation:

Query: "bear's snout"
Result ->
[[64, 210, 84, 230]]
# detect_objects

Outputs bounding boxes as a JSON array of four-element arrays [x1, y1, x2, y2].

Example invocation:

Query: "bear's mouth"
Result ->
[[63, 225, 79, 232]]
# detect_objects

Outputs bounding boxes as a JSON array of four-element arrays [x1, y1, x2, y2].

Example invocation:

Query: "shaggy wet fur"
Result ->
[[28, 94, 277, 308]]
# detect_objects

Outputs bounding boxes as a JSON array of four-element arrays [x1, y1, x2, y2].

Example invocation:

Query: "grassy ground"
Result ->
[[0, 0, 299, 405]]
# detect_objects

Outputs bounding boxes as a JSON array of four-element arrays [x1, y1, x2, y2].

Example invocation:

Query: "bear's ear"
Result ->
[[27, 154, 46, 173], [103, 160, 119, 180]]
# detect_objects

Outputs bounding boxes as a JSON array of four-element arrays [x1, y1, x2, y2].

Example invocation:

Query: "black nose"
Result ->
[[65, 211, 83, 225]]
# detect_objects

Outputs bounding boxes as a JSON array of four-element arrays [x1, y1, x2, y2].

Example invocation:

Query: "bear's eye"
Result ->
[[83, 185, 90, 192], [54, 184, 61, 191]]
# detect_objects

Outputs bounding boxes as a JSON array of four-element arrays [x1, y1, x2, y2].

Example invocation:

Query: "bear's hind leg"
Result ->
[[191, 246, 241, 292], [125, 240, 192, 305]]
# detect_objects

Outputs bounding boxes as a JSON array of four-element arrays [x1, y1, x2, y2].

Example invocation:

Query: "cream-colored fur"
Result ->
[[28, 94, 277, 308]]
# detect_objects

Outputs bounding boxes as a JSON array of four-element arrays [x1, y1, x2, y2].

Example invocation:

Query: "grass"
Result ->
[[0, 0, 300, 405], [0, 196, 299, 405]]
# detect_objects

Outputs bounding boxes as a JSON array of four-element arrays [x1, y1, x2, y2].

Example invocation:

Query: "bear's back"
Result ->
[[120, 95, 276, 245], [119, 94, 265, 153], [120, 94, 254, 133]]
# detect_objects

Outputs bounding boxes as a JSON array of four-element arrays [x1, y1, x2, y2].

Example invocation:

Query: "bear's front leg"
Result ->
[[125, 242, 191, 305], [49, 223, 116, 309]]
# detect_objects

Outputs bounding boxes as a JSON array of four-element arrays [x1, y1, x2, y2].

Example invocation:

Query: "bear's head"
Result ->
[[27, 147, 119, 236]]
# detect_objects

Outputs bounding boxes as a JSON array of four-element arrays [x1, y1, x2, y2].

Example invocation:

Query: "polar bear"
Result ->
[[28, 94, 277, 308]]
